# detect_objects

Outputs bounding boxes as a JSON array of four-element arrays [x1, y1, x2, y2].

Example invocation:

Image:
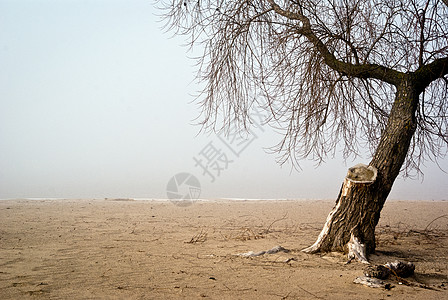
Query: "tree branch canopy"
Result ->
[[266, 0, 403, 85], [159, 0, 448, 174]]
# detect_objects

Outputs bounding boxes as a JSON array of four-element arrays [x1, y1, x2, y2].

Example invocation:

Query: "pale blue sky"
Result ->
[[1, 0, 447, 200]]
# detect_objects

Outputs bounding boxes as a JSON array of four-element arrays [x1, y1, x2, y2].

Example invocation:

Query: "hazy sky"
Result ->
[[1, 0, 447, 200]]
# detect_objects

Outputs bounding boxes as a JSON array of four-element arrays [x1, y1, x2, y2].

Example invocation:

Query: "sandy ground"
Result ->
[[0, 199, 447, 299]]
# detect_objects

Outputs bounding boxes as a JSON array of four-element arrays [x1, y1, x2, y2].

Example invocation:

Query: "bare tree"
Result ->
[[159, 0, 448, 261]]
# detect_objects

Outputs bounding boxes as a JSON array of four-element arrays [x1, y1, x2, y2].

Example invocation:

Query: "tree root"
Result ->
[[346, 233, 369, 264], [301, 200, 342, 254], [304, 229, 370, 264]]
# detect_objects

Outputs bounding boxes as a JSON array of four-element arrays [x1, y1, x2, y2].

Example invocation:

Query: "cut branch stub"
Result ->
[[342, 164, 377, 196], [346, 163, 377, 182]]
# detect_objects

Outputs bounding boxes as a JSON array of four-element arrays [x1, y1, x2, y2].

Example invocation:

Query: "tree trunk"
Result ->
[[303, 79, 419, 262]]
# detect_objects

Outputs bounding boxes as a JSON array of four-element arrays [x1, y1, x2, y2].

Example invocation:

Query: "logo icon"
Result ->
[[166, 172, 201, 206]]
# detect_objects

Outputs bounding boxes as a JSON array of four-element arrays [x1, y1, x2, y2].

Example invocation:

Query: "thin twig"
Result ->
[[424, 214, 448, 231], [265, 212, 289, 233]]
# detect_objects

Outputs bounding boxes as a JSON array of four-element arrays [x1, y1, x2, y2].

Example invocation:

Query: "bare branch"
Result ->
[[415, 57, 448, 93], [267, 0, 403, 85]]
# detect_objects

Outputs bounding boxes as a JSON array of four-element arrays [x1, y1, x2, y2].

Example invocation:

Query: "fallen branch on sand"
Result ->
[[354, 260, 417, 289], [237, 245, 290, 257], [353, 276, 390, 289]]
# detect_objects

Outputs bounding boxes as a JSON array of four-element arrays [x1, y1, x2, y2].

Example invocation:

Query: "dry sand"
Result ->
[[0, 199, 447, 299]]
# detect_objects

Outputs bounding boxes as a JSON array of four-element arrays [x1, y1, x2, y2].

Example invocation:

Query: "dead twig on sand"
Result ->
[[186, 229, 207, 244], [424, 214, 448, 232], [222, 214, 295, 241], [377, 216, 448, 246], [263, 213, 289, 234], [234, 228, 265, 241], [297, 285, 324, 299]]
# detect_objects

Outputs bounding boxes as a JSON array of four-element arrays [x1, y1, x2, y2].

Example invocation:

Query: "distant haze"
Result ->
[[1, 0, 447, 200]]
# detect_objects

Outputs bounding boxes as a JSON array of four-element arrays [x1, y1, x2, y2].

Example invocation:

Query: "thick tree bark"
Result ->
[[303, 78, 419, 260]]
